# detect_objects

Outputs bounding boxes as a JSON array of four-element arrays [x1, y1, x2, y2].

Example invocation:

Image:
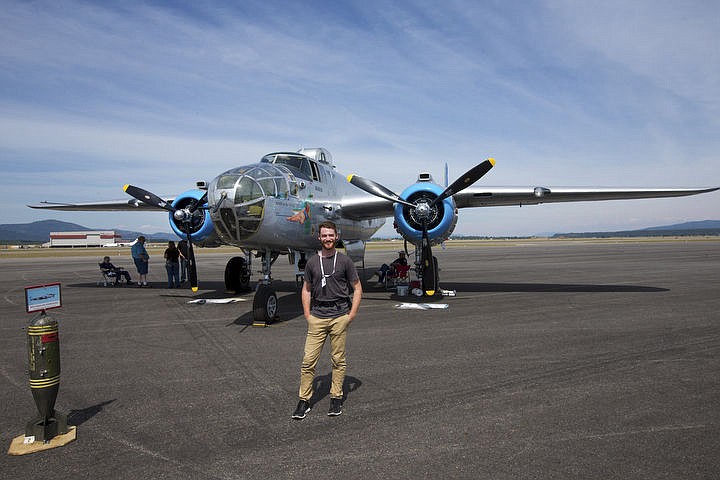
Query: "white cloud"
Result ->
[[1, 0, 718, 235]]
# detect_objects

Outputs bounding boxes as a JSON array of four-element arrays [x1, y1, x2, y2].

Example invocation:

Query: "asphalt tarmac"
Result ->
[[2, 239, 719, 479]]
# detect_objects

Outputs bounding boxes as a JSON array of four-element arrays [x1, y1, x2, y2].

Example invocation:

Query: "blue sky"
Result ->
[[1, 0, 718, 236]]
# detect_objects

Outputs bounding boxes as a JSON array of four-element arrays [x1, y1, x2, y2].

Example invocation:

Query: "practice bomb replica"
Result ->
[[25, 311, 68, 442], [8, 283, 74, 455]]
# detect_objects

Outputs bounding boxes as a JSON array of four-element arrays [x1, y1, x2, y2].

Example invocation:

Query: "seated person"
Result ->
[[99, 256, 134, 285], [376, 251, 408, 284]]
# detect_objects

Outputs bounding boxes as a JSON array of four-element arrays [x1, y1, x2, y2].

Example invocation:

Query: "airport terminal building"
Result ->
[[48, 230, 122, 248]]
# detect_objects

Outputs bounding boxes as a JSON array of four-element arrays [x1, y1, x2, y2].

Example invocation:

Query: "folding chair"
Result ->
[[385, 264, 411, 289], [98, 264, 128, 286], [98, 267, 119, 287]]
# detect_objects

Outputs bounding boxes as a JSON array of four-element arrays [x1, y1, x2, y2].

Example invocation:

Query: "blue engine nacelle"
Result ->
[[169, 189, 221, 247], [393, 182, 459, 244]]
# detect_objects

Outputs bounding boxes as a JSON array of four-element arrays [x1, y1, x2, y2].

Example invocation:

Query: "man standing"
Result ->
[[177, 239, 189, 283], [292, 221, 362, 419], [163, 240, 181, 289], [131, 236, 149, 287]]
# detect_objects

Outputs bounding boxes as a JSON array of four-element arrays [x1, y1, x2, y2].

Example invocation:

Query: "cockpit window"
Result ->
[[309, 161, 321, 182], [261, 153, 314, 181], [277, 155, 302, 170]]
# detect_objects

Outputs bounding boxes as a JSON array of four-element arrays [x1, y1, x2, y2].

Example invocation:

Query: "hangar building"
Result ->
[[49, 231, 122, 248]]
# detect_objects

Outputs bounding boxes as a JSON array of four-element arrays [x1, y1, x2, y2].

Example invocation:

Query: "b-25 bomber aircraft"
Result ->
[[30, 147, 718, 325]]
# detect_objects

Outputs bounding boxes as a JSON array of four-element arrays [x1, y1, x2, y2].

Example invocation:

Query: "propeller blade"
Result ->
[[123, 184, 176, 212], [347, 174, 416, 209], [420, 226, 437, 296], [188, 191, 208, 213], [187, 234, 199, 292], [432, 158, 495, 205]]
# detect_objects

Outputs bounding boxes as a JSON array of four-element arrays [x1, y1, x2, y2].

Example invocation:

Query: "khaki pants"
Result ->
[[299, 314, 351, 401]]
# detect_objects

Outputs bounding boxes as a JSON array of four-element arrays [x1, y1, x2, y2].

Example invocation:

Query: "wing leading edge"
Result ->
[[28, 198, 176, 211], [453, 186, 719, 208]]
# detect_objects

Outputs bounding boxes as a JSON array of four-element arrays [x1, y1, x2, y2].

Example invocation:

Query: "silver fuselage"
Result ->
[[207, 148, 385, 252]]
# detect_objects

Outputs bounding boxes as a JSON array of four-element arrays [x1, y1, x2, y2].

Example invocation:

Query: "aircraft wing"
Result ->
[[340, 194, 395, 220], [27, 198, 175, 211], [453, 186, 719, 208], [30, 186, 718, 215], [340, 186, 718, 219]]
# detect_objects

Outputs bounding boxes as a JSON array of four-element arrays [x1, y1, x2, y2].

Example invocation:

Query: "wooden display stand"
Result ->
[[7, 426, 77, 456]]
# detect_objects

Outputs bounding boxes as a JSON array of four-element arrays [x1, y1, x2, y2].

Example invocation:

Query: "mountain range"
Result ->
[[642, 220, 720, 231], [552, 220, 720, 238], [0, 220, 177, 243], [2, 219, 719, 243]]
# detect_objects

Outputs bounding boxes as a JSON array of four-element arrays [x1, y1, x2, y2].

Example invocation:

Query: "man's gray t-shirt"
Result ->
[[304, 251, 359, 318]]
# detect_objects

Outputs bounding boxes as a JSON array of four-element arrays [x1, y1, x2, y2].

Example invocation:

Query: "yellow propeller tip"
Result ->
[[488, 158, 496, 166], [191, 287, 198, 292], [123, 184, 129, 192], [425, 290, 435, 296], [346, 174, 354, 182]]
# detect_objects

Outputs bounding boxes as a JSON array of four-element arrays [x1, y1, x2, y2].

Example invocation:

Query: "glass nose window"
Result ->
[[217, 175, 239, 189], [209, 163, 294, 243], [235, 177, 264, 204]]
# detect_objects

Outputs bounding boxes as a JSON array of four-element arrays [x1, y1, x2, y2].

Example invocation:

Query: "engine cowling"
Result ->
[[393, 182, 458, 244], [169, 189, 221, 247]]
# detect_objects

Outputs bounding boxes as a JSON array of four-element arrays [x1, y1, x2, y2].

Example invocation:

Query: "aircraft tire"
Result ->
[[225, 257, 251, 293], [253, 286, 278, 324]]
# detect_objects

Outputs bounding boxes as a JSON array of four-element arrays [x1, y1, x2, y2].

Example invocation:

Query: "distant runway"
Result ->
[[2, 239, 719, 479]]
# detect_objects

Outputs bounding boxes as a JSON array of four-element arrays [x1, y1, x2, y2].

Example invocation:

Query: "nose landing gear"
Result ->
[[252, 285, 278, 327]]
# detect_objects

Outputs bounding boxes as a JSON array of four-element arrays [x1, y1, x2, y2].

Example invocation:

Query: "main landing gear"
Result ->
[[224, 256, 251, 293], [224, 250, 280, 327]]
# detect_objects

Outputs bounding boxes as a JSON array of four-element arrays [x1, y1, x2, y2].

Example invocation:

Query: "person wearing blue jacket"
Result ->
[[131, 236, 150, 287]]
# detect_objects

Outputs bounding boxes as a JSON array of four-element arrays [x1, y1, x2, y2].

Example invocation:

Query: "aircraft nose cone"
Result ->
[[209, 172, 268, 242]]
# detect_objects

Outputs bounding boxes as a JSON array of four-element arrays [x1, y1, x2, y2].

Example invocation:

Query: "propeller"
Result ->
[[123, 185, 206, 292], [432, 158, 495, 206], [348, 159, 495, 296], [123, 185, 176, 212], [346, 175, 416, 209]]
